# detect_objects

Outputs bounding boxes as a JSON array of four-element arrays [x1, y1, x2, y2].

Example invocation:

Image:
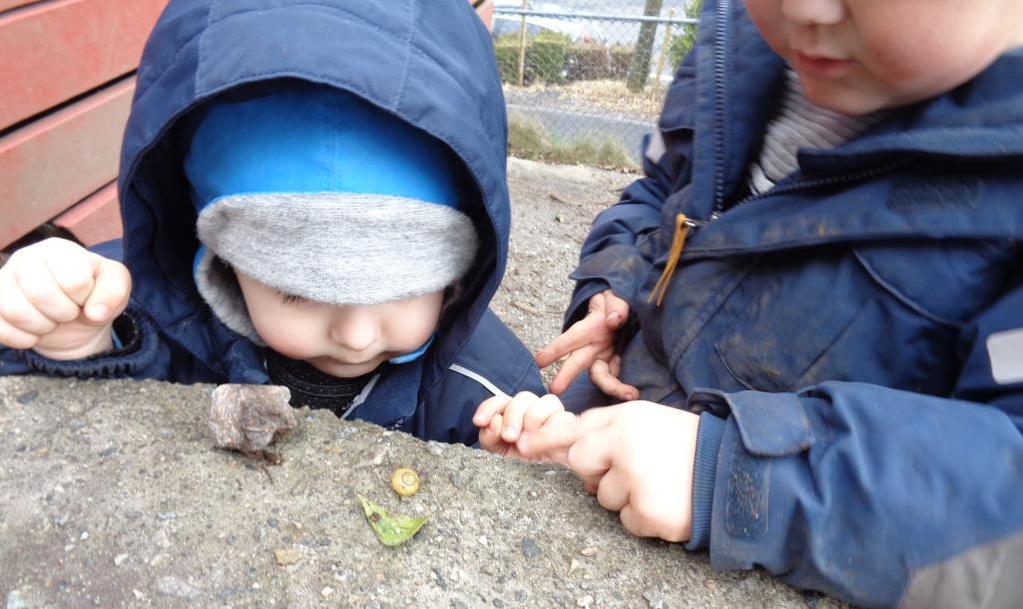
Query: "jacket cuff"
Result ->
[[686, 412, 725, 550], [564, 279, 610, 330], [22, 308, 157, 378]]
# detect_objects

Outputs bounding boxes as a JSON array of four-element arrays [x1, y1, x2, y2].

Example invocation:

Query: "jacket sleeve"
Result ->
[[685, 275, 1023, 609], [0, 303, 219, 384], [564, 51, 699, 328]]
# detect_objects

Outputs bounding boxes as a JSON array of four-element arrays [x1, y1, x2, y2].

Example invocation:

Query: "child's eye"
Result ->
[[279, 291, 308, 305]]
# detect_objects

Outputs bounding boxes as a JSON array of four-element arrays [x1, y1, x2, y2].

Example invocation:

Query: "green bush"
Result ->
[[565, 42, 609, 82], [492, 31, 570, 85], [609, 45, 633, 79], [669, 0, 702, 69], [530, 31, 571, 84], [494, 33, 523, 84]]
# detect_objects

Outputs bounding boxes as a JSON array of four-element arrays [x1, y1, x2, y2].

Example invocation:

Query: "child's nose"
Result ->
[[328, 307, 379, 352], [781, 0, 845, 26]]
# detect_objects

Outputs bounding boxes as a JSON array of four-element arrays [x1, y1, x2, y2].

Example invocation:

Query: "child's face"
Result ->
[[235, 271, 444, 378], [745, 0, 1023, 115]]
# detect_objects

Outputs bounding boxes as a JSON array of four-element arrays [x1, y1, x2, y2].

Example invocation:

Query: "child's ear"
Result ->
[[442, 283, 464, 309]]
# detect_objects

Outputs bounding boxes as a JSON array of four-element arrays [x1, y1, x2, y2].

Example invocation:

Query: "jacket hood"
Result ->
[[118, 0, 509, 385]]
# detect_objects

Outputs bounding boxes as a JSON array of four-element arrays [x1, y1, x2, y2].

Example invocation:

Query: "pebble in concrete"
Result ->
[[521, 537, 541, 559], [5, 591, 29, 609], [153, 576, 201, 599]]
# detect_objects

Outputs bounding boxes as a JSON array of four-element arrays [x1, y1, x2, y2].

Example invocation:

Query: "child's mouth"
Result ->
[[794, 52, 853, 78]]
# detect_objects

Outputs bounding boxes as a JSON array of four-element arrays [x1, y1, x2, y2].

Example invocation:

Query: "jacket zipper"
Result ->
[[641, 0, 909, 301], [711, 0, 731, 213], [707, 0, 912, 221], [708, 158, 912, 221]]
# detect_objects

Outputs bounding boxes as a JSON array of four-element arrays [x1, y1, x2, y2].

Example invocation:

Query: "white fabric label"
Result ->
[[986, 328, 1023, 385], [644, 129, 666, 165]]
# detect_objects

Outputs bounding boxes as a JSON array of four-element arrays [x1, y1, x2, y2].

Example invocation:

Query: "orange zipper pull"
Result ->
[[647, 213, 691, 306]]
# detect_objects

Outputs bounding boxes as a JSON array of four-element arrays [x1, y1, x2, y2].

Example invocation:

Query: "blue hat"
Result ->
[[184, 85, 478, 343]]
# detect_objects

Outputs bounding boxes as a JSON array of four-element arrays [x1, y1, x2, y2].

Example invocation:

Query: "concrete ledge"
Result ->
[[0, 376, 845, 608]]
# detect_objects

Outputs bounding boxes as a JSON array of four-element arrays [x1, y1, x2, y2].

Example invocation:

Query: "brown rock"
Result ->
[[208, 384, 297, 454]]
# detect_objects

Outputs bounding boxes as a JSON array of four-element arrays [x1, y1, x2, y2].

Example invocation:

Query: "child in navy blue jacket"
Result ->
[[475, 0, 1023, 607], [0, 0, 543, 445]]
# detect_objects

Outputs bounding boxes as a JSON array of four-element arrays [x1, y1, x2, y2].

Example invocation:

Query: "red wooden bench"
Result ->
[[0, 0, 168, 251]]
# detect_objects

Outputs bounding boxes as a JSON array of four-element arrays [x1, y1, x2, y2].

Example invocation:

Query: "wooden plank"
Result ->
[[54, 182, 122, 246], [0, 0, 168, 131], [0, 77, 134, 249]]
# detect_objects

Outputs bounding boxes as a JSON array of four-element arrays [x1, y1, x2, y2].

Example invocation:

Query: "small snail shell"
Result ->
[[390, 467, 420, 497]]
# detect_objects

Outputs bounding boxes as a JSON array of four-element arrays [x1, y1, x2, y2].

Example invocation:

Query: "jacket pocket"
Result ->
[[707, 243, 985, 395], [709, 248, 869, 392]]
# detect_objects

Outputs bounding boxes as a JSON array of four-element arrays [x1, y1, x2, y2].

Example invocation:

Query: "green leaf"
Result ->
[[357, 494, 429, 547]]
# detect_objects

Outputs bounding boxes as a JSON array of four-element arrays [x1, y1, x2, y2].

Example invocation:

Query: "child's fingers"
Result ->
[[618, 504, 657, 539], [0, 315, 39, 350], [500, 391, 542, 442], [478, 412, 506, 452], [11, 255, 81, 324], [521, 410, 577, 464], [478, 420, 501, 452], [82, 256, 131, 324], [602, 290, 630, 329], [43, 245, 97, 307], [595, 466, 631, 512], [566, 407, 624, 485], [590, 358, 638, 402], [568, 427, 613, 485], [610, 354, 622, 378], [521, 393, 565, 433], [618, 496, 687, 543], [535, 308, 603, 368], [548, 344, 598, 395], [473, 394, 511, 427], [0, 280, 58, 336], [489, 414, 505, 448], [537, 405, 617, 457]]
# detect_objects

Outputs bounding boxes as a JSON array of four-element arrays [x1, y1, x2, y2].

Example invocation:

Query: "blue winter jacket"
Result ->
[[0, 0, 544, 445], [564, 1, 1023, 607]]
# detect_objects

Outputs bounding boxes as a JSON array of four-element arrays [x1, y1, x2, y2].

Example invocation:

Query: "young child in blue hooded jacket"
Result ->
[[0, 0, 543, 445], [474, 0, 1023, 607]]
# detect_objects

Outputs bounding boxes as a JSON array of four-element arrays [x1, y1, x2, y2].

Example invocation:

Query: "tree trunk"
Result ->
[[625, 0, 664, 92]]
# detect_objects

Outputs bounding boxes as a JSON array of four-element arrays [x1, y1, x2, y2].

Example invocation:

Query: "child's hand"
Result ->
[[473, 392, 577, 464], [566, 402, 700, 543], [0, 238, 131, 360], [535, 289, 638, 401]]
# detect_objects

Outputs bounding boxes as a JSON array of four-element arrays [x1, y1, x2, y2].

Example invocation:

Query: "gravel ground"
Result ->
[[490, 158, 636, 384]]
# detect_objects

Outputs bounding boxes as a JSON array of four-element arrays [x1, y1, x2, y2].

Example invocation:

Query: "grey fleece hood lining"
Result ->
[[194, 193, 479, 342]]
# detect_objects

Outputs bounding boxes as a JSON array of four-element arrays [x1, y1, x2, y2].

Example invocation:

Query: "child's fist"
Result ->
[[567, 402, 700, 543], [0, 238, 131, 359]]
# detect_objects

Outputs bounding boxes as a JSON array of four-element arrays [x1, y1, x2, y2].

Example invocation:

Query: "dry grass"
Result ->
[[507, 114, 638, 172], [505, 79, 665, 121]]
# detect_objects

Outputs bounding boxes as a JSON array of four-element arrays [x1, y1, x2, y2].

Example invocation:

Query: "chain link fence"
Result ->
[[492, 0, 700, 169]]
